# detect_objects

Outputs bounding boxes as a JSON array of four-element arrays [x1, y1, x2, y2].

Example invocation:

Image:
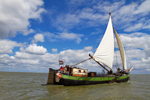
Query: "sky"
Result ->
[[0, 0, 150, 74]]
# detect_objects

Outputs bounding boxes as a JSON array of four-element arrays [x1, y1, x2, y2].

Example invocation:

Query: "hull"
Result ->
[[56, 74, 130, 86]]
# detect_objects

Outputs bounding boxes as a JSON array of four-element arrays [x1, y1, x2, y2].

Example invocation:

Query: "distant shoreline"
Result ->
[[0, 71, 48, 74], [0, 71, 150, 74]]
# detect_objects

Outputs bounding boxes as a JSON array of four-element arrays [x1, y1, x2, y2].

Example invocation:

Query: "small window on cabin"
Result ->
[[83, 70, 86, 73], [79, 70, 81, 73]]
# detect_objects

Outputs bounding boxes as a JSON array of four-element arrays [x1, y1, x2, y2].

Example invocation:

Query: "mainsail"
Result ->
[[113, 28, 127, 70], [93, 15, 114, 70]]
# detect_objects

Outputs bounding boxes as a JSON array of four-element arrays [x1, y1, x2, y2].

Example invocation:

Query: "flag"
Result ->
[[59, 60, 64, 65]]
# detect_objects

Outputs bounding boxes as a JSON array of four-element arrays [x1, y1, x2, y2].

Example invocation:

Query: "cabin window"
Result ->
[[83, 70, 86, 73], [79, 70, 81, 73]]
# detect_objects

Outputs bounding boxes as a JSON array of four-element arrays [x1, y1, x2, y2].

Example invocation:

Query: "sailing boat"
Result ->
[[46, 12, 133, 86]]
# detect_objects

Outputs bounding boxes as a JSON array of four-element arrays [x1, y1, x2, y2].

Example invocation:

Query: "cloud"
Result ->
[[15, 52, 33, 59], [0, 53, 40, 72], [25, 44, 47, 55], [59, 49, 93, 66], [84, 46, 93, 51], [49, 0, 150, 33], [142, 57, 150, 62], [0, 39, 22, 54], [119, 32, 150, 53], [114, 32, 150, 72], [0, 38, 150, 73], [0, 0, 46, 38], [133, 0, 150, 15], [111, 0, 150, 32], [58, 32, 83, 44], [44, 32, 83, 44], [51, 8, 107, 31], [52, 48, 57, 53], [0, 45, 95, 72], [32, 34, 44, 43], [124, 23, 143, 32], [23, 29, 35, 36], [50, 0, 116, 31]]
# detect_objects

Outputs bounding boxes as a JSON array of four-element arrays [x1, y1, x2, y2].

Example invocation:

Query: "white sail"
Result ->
[[113, 28, 127, 70], [93, 15, 114, 70]]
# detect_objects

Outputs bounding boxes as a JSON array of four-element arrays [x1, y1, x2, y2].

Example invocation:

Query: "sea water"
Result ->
[[0, 72, 150, 100]]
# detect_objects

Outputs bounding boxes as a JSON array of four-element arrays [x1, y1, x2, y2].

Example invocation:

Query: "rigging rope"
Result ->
[[70, 58, 92, 67]]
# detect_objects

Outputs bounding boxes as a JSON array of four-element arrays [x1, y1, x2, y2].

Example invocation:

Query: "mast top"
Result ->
[[109, 5, 112, 16], [109, 12, 111, 16]]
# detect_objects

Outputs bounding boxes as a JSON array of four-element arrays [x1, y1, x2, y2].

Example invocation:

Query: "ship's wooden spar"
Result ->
[[70, 54, 110, 73], [89, 54, 110, 73], [70, 57, 92, 67]]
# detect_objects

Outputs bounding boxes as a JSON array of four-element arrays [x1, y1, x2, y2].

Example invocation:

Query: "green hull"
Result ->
[[57, 74, 130, 86], [62, 74, 129, 81]]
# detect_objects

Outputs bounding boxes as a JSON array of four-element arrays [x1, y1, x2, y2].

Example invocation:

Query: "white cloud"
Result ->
[[51, 8, 107, 31], [119, 32, 150, 55], [84, 46, 93, 51], [0, 54, 12, 65], [15, 52, 33, 59], [44, 32, 83, 44], [49, 0, 150, 33], [59, 49, 93, 65], [124, 23, 143, 32], [0, 39, 22, 54], [112, 0, 150, 32], [25, 44, 47, 55], [0, 46, 95, 72], [133, 0, 150, 15], [58, 32, 83, 44], [142, 57, 150, 62], [0, 0, 46, 38], [40, 53, 59, 64], [19, 59, 39, 64], [52, 48, 57, 53], [0, 38, 150, 73], [143, 24, 150, 29], [113, 32, 150, 72], [0, 32, 149, 73], [32, 34, 44, 43], [23, 29, 35, 36]]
